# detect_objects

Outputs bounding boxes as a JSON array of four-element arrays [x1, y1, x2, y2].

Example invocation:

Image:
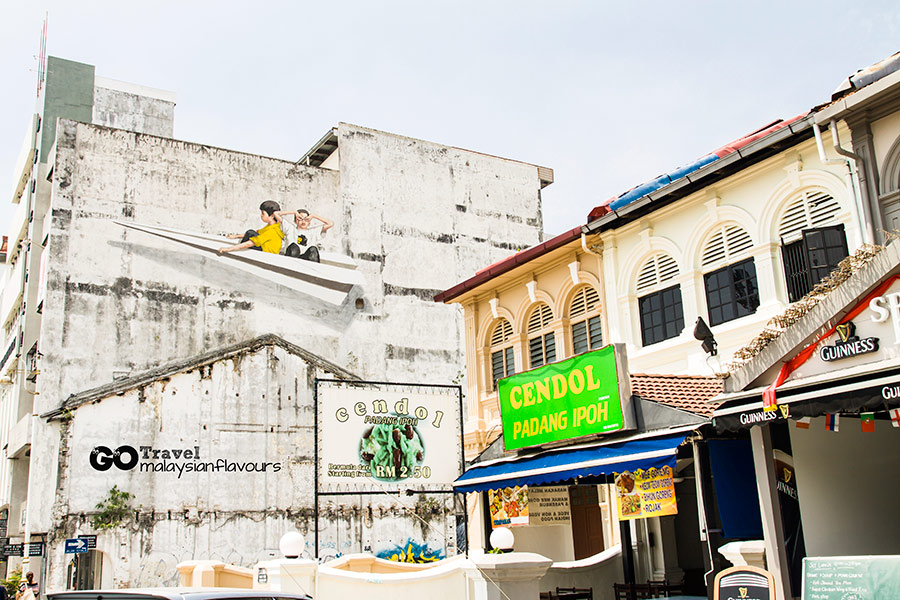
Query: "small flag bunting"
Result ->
[[861, 412, 875, 433], [825, 413, 840, 432], [890, 408, 900, 428], [795, 417, 811, 429]]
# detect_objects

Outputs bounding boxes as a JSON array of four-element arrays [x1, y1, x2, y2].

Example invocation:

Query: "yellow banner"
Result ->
[[613, 466, 677, 521]]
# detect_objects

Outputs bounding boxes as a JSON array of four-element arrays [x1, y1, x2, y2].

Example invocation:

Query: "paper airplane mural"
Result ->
[[116, 221, 364, 305]]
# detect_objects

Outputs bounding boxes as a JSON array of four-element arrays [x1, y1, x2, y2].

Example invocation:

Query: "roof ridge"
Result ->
[[42, 334, 359, 419], [631, 372, 721, 380]]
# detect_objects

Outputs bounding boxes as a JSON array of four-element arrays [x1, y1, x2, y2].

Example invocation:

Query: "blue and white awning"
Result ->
[[454, 430, 690, 493]]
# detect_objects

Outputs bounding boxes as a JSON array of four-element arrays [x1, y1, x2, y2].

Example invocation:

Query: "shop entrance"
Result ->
[[569, 485, 604, 559], [67, 550, 103, 590]]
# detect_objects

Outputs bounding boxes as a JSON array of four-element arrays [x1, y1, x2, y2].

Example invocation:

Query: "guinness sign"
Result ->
[[818, 322, 878, 362], [714, 565, 775, 600]]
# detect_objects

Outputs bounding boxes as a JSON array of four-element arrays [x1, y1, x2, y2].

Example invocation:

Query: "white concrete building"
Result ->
[[1, 56, 550, 590]]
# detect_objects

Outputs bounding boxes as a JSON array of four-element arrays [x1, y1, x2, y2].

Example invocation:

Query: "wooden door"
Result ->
[[569, 485, 605, 559]]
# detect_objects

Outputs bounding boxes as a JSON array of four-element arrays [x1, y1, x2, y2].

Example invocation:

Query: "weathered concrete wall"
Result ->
[[37, 120, 342, 415], [336, 123, 543, 382], [92, 85, 175, 138], [46, 343, 456, 587], [38, 120, 541, 410], [31, 119, 542, 586]]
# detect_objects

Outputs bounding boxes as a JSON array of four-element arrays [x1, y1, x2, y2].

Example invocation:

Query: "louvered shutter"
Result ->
[[637, 254, 679, 293]]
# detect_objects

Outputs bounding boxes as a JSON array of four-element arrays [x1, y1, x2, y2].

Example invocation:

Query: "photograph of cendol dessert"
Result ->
[[359, 417, 426, 481]]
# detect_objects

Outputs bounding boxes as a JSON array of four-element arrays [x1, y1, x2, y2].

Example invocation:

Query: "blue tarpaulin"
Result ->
[[453, 432, 688, 493], [607, 154, 718, 211]]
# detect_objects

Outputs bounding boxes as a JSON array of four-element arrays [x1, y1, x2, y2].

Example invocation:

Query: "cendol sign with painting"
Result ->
[[498, 345, 632, 451]]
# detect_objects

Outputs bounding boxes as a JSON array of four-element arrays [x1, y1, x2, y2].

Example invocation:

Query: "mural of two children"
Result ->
[[217, 201, 333, 262]]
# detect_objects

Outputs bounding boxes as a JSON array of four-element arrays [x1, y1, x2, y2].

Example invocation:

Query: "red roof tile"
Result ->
[[630, 373, 723, 416], [434, 226, 583, 303]]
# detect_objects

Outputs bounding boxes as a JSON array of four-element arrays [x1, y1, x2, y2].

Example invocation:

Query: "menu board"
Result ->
[[613, 466, 677, 521], [489, 485, 574, 528], [803, 555, 900, 599], [529, 486, 571, 526]]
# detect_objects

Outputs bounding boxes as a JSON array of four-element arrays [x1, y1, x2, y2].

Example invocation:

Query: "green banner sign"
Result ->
[[498, 346, 627, 451]]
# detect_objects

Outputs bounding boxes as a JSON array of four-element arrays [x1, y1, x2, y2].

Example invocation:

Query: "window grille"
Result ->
[[782, 225, 848, 302]]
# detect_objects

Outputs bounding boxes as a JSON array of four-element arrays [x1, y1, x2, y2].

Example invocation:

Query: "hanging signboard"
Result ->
[[784, 277, 900, 383], [489, 485, 529, 528], [529, 486, 571, 526], [316, 380, 463, 493], [613, 466, 677, 521], [498, 344, 634, 451]]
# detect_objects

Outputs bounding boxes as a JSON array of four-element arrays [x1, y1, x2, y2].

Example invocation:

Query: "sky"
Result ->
[[1, 1, 899, 238]]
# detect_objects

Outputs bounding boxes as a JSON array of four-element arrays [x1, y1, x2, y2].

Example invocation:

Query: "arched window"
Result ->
[[636, 253, 683, 346], [489, 318, 514, 390], [570, 286, 603, 354], [779, 191, 847, 302], [701, 224, 759, 326], [527, 303, 556, 368]]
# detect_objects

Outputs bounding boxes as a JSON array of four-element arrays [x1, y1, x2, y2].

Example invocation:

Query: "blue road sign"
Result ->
[[65, 538, 89, 554]]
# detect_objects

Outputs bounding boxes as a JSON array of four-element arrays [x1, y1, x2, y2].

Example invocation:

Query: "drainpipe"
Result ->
[[820, 120, 875, 244], [21, 395, 40, 575], [580, 233, 602, 257], [812, 122, 859, 233]]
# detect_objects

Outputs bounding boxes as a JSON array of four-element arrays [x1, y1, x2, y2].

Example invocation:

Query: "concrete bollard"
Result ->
[[467, 552, 554, 600], [718, 540, 767, 569], [176, 560, 254, 588], [253, 558, 318, 598]]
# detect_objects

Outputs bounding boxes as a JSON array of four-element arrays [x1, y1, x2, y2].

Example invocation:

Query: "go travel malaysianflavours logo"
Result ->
[[498, 345, 630, 451], [89, 444, 282, 478]]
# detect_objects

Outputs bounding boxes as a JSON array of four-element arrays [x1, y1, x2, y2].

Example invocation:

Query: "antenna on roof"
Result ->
[[36, 13, 48, 98]]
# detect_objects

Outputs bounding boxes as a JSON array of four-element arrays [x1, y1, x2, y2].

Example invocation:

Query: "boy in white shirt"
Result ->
[[275, 208, 333, 262]]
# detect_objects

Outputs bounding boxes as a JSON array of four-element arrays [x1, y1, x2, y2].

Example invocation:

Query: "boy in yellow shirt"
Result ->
[[218, 201, 285, 254]]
